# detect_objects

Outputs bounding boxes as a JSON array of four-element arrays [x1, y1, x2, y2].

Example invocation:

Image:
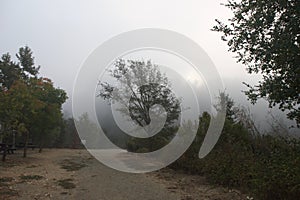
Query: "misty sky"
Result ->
[[0, 0, 296, 132]]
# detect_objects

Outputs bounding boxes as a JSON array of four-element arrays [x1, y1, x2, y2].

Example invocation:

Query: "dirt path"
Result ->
[[0, 149, 246, 200]]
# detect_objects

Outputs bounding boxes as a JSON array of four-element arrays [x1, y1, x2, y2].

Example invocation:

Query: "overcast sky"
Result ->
[[1, 0, 296, 132]]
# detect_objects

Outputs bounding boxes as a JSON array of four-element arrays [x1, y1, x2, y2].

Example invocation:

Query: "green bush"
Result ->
[[170, 112, 300, 200]]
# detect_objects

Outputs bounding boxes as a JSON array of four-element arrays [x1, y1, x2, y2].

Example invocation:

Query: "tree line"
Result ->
[[0, 46, 69, 161]]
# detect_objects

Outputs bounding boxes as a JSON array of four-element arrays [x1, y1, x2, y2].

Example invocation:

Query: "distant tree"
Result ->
[[98, 59, 181, 151], [214, 92, 235, 122], [99, 59, 180, 129], [59, 118, 82, 148], [75, 113, 102, 149], [213, 0, 300, 127]]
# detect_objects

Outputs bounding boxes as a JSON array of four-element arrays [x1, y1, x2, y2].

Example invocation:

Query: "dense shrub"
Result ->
[[170, 112, 300, 200]]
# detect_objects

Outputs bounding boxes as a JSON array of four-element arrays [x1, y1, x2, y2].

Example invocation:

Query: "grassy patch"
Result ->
[[0, 177, 14, 186], [0, 188, 18, 197], [0, 177, 13, 183], [0, 178, 18, 198], [0, 161, 18, 168], [19, 175, 44, 181], [60, 191, 69, 195], [60, 159, 87, 171], [26, 164, 38, 168], [57, 178, 76, 189]]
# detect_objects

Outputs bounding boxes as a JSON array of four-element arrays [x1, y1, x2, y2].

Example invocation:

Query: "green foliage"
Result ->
[[126, 130, 173, 152], [57, 118, 83, 149], [0, 47, 67, 155], [171, 106, 300, 200], [16, 46, 40, 78], [60, 159, 87, 171], [212, 0, 300, 126], [0, 177, 13, 184], [0, 53, 20, 91], [57, 178, 76, 189], [29, 78, 67, 149], [0, 80, 41, 136], [19, 175, 44, 181]]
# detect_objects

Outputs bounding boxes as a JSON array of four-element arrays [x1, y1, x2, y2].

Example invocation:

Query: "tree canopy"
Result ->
[[98, 59, 181, 151], [0, 46, 67, 158], [99, 59, 181, 132], [213, 0, 300, 127]]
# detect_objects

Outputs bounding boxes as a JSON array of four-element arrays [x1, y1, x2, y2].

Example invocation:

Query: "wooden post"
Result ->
[[23, 131, 29, 158]]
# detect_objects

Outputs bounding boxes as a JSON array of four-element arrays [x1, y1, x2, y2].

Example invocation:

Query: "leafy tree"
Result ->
[[58, 118, 82, 148], [0, 46, 39, 91], [16, 46, 40, 78], [212, 0, 300, 126], [98, 59, 181, 151], [0, 79, 43, 158], [0, 47, 67, 159], [29, 78, 67, 152], [0, 54, 21, 90]]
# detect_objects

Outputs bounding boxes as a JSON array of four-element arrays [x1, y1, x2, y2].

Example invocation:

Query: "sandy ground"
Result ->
[[0, 149, 247, 200]]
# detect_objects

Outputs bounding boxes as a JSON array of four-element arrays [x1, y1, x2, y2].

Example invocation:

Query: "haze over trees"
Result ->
[[172, 92, 300, 200], [170, 1, 300, 199], [0, 1, 299, 198], [212, 0, 300, 127], [98, 59, 181, 152]]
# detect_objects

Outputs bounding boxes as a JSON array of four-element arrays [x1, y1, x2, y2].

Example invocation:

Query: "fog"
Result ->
[[1, 0, 298, 134]]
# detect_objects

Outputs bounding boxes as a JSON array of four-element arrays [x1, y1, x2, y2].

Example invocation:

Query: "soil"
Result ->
[[0, 149, 248, 200]]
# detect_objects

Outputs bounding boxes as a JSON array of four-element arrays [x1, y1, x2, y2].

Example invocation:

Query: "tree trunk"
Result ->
[[23, 132, 29, 158], [2, 143, 7, 162], [39, 143, 43, 153]]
